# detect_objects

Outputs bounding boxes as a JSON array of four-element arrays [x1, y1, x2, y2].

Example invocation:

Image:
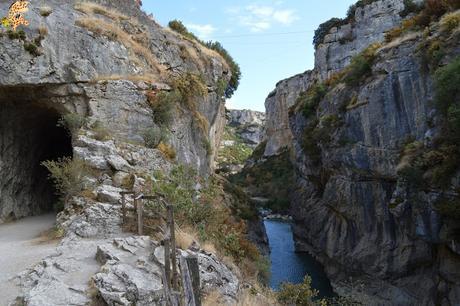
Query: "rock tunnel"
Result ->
[[0, 87, 73, 222]]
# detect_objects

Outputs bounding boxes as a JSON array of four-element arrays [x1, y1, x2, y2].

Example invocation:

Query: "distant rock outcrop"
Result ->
[[227, 109, 265, 147]]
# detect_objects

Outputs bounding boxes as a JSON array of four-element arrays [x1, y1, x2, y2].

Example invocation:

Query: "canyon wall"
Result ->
[[0, 0, 229, 221], [265, 0, 460, 304], [0, 1, 241, 304]]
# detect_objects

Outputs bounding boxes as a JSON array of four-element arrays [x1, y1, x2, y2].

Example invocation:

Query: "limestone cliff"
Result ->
[[0, 0, 230, 221], [265, 0, 460, 304], [0, 1, 240, 304], [227, 109, 265, 147]]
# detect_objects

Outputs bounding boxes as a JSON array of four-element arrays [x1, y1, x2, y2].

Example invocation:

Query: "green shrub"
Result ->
[[344, 44, 380, 86], [302, 125, 322, 164], [7, 29, 21, 40], [313, 0, 382, 48], [219, 142, 253, 165], [172, 72, 208, 110], [277, 276, 320, 306], [347, 0, 381, 20], [168, 20, 241, 98], [41, 157, 92, 208], [168, 19, 198, 41], [153, 166, 262, 267], [298, 83, 327, 118], [142, 126, 166, 148], [24, 42, 40, 56], [58, 113, 87, 135], [205, 41, 241, 98], [313, 18, 347, 48], [216, 78, 228, 98], [251, 140, 267, 161], [91, 121, 111, 141], [203, 138, 213, 156], [400, 0, 424, 18], [230, 150, 295, 214], [256, 256, 271, 285], [435, 197, 460, 219], [435, 56, 460, 116], [147, 90, 176, 127]]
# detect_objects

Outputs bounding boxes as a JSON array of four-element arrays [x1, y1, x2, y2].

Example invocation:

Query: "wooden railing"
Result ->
[[120, 191, 202, 306]]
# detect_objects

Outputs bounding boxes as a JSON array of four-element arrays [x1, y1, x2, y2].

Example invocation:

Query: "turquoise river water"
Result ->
[[264, 219, 335, 298]]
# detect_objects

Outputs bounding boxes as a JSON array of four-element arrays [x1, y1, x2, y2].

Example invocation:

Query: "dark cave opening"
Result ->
[[0, 98, 73, 221]]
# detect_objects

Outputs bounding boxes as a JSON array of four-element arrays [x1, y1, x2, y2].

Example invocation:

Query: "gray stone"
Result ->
[[227, 109, 265, 147], [106, 155, 133, 172], [96, 185, 123, 204], [263, 0, 460, 304]]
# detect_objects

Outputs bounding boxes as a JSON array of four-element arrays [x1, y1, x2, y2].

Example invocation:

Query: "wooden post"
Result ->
[[168, 205, 179, 290], [164, 238, 171, 288], [186, 256, 201, 306], [121, 193, 126, 226], [137, 197, 143, 236], [179, 256, 196, 306]]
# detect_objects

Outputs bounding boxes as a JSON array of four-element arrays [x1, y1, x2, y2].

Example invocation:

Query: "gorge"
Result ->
[[0, 0, 459, 305], [258, 0, 460, 304]]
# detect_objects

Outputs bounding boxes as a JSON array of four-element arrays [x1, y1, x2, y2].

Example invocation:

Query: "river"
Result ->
[[264, 219, 335, 298]]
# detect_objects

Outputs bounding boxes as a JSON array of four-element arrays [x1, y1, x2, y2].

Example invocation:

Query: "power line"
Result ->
[[212, 30, 314, 39]]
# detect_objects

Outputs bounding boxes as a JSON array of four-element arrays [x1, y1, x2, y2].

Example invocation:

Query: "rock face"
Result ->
[[0, 0, 241, 304], [217, 109, 265, 174], [264, 72, 313, 156], [0, 0, 230, 222], [227, 109, 265, 147], [265, 0, 460, 305]]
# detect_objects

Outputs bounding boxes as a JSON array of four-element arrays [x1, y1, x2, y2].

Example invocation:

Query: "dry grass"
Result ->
[[38, 26, 48, 37], [75, 2, 129, 21], [75, 17, 163, 74], [32, 227, 64, 245], [203, 291, 226, 306], [380, 32, 420, 50], [39, 6, 52, 17], [91, 73, 159, 84], [163, 27, 229, 71], [237, 286, 279, 306], [440, 10, 460, 33], [175, 227, 198, 250], [396, 141, 424, 173], [193, 111, 210, 134], [157, 142, 177, 160]]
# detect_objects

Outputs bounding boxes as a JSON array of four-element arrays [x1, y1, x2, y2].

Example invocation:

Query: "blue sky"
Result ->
[[143, 1, 356, 112]]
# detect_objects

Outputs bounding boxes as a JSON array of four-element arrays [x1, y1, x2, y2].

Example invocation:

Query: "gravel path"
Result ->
[[0, 214, 58, 305]]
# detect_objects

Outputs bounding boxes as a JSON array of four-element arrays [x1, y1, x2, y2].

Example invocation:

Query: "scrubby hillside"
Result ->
[[0, 1, 272, 305]]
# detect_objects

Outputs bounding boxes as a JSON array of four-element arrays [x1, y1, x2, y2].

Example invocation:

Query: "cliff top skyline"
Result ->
[[144, 0, 356, 112]]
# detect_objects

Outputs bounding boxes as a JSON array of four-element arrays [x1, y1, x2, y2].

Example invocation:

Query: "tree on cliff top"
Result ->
[[168, 20, 241, 99]]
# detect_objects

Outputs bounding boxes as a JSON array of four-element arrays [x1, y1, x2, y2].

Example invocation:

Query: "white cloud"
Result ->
[[227, 3, 298, 32], [273, 10, 297, 25], [186, 23, 217, 40]]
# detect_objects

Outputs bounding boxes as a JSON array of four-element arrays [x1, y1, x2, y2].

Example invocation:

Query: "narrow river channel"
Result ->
[[264, 219, 335, 298]]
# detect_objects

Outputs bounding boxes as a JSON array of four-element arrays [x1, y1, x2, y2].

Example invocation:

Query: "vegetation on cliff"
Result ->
[[230, 148, 295, 213], [150, 166, 269, 282], [168, 20, 241, 98], [313, 0, 381, 48]]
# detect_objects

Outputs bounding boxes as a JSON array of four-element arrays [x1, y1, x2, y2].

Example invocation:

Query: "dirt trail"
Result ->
[[0, 214, 58, 305]]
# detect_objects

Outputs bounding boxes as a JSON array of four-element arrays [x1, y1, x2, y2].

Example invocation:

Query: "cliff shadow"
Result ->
[[0, 87, 73, 222]]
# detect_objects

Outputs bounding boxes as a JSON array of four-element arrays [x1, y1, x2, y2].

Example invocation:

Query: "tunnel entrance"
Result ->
[[0, 97, 73, 222]]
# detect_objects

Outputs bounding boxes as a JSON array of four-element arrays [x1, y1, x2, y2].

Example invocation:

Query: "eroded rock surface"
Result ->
[[227, 109, 265, 147], [264, 0, 460, 304]]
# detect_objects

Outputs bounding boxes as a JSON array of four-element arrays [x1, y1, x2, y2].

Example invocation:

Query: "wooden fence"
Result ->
[[120, 191, 202, 306]]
